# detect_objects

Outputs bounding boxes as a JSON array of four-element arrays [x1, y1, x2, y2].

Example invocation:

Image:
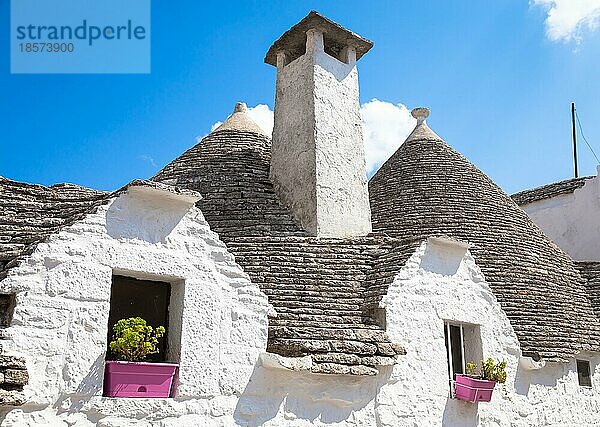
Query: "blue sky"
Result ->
[[2, 0, 600, 194]]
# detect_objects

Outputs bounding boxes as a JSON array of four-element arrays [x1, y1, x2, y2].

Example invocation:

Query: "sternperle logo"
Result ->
[[10, 0, 151, 74], [15, 20, 147, 46]]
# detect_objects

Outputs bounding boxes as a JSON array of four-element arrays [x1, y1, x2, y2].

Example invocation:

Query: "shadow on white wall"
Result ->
[[442, 396, 479, 426], [234, 363, 393, 426], [106, 190, 191, 244], [420, 238, 468, 277], [52, 354, 106, 424]]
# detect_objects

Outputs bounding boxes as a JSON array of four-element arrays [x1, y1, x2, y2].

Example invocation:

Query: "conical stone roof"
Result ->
[[153, 104, 405, 374], [154, 113, 303, 239], [369, 109, 600, 361]]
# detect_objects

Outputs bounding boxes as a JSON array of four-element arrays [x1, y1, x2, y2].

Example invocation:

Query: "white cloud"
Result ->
[[211, 100, 416, 175], [245, 104, 274, 136], [533, 0, 600, 42], [138, 154, 157, 168], [360, 99, 416, 175]]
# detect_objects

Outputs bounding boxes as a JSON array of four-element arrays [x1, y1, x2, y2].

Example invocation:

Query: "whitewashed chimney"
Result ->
[[265, 11, 373, 237]]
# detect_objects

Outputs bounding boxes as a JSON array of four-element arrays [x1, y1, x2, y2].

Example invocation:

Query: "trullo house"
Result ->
[[0, 11, 599, 427]]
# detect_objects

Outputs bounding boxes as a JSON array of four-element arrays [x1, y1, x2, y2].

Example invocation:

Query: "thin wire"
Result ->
[[575, 111, 600, 165]]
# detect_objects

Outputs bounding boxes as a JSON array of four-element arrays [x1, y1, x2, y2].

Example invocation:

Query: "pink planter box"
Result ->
[[104, 361, 178, 398], [454, 375, 496, 402]]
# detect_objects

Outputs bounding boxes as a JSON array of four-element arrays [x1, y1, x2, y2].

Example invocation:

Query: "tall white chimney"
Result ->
[[265, 11, 373, 237]]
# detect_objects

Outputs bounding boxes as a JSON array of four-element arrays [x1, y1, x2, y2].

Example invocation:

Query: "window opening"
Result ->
[[577, 359, 592, 388], [107, 275, 171, 362]]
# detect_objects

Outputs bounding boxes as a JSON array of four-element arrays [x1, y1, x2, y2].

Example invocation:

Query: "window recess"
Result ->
[[445, 323, 465, 380], [0, 294, 16, 328], [577, 359, 592, 388], [444, 321, 483, 395]]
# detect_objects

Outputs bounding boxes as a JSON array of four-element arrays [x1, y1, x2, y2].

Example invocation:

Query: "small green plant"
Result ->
[[466, 362, 478, 376], [109, 317, 165, 362], [465, 358, 507, 383]]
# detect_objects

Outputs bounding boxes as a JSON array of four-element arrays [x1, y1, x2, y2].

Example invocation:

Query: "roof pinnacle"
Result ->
[[233, 102, 248, 113], [411, 107, 430, 125], [211, 101, 266, 136]]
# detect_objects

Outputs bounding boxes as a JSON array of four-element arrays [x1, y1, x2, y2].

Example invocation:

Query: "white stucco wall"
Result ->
[[520, 172, 600, 261], [1, 190, 598, 426], [312, 38, 372, 238], [0, 187, 271, 426], [378, 238, 600, 427], [270, 28, 372, 238], [270, 35, 317, 234]]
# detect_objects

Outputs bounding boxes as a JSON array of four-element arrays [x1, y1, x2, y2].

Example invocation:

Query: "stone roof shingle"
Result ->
[[575, 262, 600, 319]]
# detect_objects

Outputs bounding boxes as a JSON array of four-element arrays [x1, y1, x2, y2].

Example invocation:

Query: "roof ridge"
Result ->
[[0, 176, 106, 195], [512, 176, 592, 205]]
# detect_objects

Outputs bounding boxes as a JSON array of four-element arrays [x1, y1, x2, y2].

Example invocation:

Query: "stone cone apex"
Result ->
[[406, 107, 443, 143], [212, 102, 267, 136]]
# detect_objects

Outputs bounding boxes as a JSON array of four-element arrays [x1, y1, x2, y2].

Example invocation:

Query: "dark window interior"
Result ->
[[577, 359, 592, 387], [0, 294, 15, 328], [449, 325, 464, 376], [107, 275, 171, 362], [287, 41, 306, 64], [444, 324, 464, 379], [323, 35, 345, 63]]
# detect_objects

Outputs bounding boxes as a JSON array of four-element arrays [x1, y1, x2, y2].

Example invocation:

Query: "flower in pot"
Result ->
[[104, 317, 178, 398], [455, 358, 507, 402]]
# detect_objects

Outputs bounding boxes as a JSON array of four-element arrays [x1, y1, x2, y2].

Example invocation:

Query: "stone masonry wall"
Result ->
[[0, 356, 27, 407]]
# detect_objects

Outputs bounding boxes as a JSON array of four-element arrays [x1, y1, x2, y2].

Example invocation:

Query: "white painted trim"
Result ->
[[459, 324, 466, 374]]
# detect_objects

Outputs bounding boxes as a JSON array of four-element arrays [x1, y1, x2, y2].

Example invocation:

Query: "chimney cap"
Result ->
[[264, 11, 373, 67], [411, 107, 430, 124]]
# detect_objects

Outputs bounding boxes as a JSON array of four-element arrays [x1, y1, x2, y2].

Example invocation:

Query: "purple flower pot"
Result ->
[[454, 374, 496, 402], [103, 361, 178, 398]]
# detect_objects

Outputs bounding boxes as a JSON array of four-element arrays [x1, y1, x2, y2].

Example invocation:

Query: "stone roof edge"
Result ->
[[0, 178, 201, 280], [118, 179, 202, 203], [511, 176, 592, 206], [0, 175, 105, 194]]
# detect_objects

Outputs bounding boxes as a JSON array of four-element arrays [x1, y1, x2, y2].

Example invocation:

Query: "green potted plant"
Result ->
[[455, 358, 507, 402], [103, 317, 178, 398]]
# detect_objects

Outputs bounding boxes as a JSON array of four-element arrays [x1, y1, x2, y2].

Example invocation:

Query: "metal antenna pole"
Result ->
[[572, 102, 579, 178]]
